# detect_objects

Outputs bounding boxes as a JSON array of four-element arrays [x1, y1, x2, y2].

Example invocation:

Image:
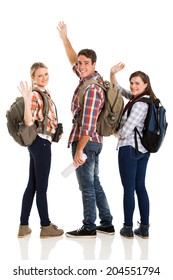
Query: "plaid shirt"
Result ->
[[117, 85, 149, 153], [68, 68, 105, 146], [31, 89, 57, 142]]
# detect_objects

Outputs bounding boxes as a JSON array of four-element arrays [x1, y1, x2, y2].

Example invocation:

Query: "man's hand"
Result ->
[[57, 21, 67, 40], [73, 150, 86, 167], [56, 21, 77, 66]]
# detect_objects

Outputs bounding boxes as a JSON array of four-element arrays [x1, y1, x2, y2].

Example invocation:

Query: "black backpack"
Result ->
[[128, 97, 168, 153], [75, 79, 124, 136], [6, 88, 58, 146]]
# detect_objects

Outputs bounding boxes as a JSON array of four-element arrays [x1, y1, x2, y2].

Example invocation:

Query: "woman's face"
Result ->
[[130, 76, 147, 97], [32, 67, 49, 89]]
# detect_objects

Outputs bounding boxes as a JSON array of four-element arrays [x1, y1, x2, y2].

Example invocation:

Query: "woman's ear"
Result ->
[[144, 83, 148, 90]]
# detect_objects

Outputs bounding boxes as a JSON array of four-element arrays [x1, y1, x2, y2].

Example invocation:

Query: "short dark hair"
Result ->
[[78, 49, 97, 64]]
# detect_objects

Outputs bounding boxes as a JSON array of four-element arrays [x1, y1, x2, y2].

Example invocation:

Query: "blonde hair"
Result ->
[[30, 62, 48, 89]]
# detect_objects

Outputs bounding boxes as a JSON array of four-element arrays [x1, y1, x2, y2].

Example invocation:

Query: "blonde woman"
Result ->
[[17, 62, 64, 238]]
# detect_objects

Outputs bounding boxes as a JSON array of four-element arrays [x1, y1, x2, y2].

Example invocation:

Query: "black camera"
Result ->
[[52, 123, 63, 142]]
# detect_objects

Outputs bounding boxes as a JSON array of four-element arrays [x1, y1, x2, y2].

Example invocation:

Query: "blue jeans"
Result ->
[[20, 136, 51, 226], [72, 141, 113, 230], [118, 146, 150, 226]]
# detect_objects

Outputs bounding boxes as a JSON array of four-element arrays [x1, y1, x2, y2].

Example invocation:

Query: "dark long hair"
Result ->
[[129, 71, 156, 101]]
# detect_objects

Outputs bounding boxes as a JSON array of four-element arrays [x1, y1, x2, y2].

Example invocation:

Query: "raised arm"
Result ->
[[18, 81, 33, 126], [57, 21, 77, 66], [110, 62, 125, 85]]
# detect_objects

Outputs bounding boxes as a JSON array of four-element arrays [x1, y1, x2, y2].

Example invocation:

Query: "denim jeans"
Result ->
[[20, 136, 51, 226], [118, 146, 150, 226], [72, 141, 113, 230]]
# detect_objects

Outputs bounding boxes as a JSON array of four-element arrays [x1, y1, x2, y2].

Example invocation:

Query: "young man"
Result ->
[[57, 21, 114, 238]]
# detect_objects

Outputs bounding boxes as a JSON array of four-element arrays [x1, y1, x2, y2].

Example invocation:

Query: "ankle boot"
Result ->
[[134, 222, 149, 239], [40, 223, 64, 238], [120, 224, 134, 239], [18, 225, 32, 238]]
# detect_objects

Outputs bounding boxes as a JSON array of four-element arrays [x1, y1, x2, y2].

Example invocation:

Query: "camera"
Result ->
[[52, 123, 63, 142]]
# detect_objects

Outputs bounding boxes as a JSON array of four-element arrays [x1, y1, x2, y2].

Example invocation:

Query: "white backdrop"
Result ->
[[0, 0, 172, 279]]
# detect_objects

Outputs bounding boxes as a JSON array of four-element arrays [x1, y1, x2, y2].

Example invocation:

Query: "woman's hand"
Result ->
[[110, 62, 125, 85], [17, 81, 33, 125], [110, 62, 125, 75], [18, 81, 32, 101]]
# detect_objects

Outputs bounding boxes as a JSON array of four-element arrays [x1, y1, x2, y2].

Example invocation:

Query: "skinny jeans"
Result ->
[[20, 136, 51, 226], [118, 145, 150, 226], [72, 141, 113, 230]]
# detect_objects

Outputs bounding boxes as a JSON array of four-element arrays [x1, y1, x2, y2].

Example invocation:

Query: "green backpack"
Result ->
[[75, 79, 124, 136], [6, 88, 56, 147]]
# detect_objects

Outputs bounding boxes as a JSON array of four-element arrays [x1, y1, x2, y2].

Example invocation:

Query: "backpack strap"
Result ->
[[78, 79, 105, 105], [72, 79, 104, 126], [126, 95, 151, 152], [32, 88, 58, 137], [74, 79, 119, 128], [78, 79, 117, 109], [133, 97, 161, 151]]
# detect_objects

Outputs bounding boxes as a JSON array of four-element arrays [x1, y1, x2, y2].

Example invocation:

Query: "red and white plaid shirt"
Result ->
[[31, 89, 57, 142], [68, 68, 105, 146]]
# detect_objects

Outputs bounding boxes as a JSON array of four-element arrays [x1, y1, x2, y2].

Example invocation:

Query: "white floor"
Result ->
[[1, 135, 172, 279]]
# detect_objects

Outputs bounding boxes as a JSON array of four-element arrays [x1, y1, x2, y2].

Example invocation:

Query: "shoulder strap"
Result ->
[[32, 88, 49, 113], [32, 88, 49, 134], [125, 95, 151, 152], [140, 97, 161, 108], [78, 79, 120, 111], [32, 88, 58, 136], [80, 79, 106, 91], [78, 79, 106, 106], [126, 94, 150, 117]]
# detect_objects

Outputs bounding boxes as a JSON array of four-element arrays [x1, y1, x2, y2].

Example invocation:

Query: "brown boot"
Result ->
[[18, 225, 32, 238], [40, 223, 64, 238]]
